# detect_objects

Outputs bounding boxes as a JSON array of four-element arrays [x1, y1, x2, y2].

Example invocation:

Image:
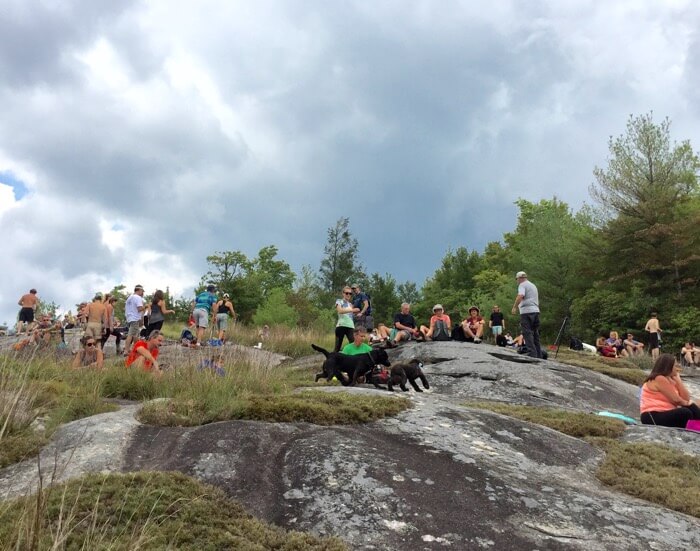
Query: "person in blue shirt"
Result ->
[[193, 285, 218, 345]]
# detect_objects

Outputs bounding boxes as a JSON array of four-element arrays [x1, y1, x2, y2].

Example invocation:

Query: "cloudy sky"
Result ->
[[1, 0, 699, 323]]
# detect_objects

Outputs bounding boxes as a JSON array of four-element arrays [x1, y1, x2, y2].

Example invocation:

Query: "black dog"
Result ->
[[377, 358, 430, 392], [312, 344, 391, 386]]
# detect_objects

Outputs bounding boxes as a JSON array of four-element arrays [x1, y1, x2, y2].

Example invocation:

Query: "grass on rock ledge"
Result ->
[[552, 349, 648, 385], [464, 400, 700, 519], [0, 471, 347, 550]]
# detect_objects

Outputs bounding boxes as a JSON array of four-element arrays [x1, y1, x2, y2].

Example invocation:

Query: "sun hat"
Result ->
[[468, 306, 480, 314], [433, 304, 444, 312]]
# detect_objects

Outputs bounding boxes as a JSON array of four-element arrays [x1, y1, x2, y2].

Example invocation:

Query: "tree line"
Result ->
[[116, 114, 700, 352]]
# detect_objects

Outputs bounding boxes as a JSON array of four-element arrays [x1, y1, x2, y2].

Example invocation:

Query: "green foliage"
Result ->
[[252, 288, 299, 328], [201, 246, 295, 323], [591, 113, 700, 303], [570, 286, 647, 341], [318, 217, 365, 293], [0, 472, 348, 549], [367, 273, 400, 325], [504, 198, 595, 337]]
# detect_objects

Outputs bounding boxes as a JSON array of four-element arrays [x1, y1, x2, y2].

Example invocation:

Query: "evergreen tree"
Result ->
[[318, 217, 365, 293], [590, 113, 700, 300]]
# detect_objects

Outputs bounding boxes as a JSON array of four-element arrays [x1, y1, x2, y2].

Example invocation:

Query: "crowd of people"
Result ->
[[9, 272, 699, 430], [9, 284, 237, 373], [332, 271, 543, 359]]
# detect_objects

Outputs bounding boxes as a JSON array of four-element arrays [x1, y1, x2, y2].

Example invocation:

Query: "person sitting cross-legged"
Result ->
[[125, 330, 165, 374], [623, 333, 645, 356]]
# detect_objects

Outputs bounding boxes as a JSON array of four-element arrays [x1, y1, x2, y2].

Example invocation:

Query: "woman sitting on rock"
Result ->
[[640, 353, 700, 428], [72, 335, 104, 369]]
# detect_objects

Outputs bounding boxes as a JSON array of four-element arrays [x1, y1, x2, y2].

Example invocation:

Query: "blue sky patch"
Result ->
[[0, 171, 28, 200]]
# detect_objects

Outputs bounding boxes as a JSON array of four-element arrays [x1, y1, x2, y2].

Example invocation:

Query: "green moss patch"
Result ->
[[463, 401, 627, 439], [595, 439, 700, 519], [554, 350, 647, 385], [0, 471, 347, 550], [139, 391, 410, 427]]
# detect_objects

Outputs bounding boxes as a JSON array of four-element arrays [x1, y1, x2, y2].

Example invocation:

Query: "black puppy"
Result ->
[[311, 344, 390, 386], [384, 359, 430, 392]]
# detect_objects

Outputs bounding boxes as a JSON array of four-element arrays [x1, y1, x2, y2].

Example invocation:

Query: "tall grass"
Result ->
[[161, 321, 336, 358]]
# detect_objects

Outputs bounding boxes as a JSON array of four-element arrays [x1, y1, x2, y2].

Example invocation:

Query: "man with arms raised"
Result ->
[[511, 271, 542, 359]]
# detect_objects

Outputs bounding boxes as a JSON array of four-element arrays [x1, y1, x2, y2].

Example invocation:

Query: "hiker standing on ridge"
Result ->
[[193, 285, 218, 345], [123, 284, 146, 356], [511, 271, 542, 359], [16, 288, 38, 335], [645, 312, 663, 361]]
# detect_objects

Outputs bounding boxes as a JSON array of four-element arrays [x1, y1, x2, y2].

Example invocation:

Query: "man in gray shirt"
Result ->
[[511, 271, 542, 359]]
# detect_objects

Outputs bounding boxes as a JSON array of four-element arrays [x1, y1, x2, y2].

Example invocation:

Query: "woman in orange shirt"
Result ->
[[640, 354, 700, 427]]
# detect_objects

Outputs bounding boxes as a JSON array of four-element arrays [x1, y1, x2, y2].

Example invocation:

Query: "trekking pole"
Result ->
[[553, 316, 568, 359]]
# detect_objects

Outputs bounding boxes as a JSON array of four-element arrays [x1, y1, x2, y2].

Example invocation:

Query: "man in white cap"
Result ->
[[511, 271, 542, 359]]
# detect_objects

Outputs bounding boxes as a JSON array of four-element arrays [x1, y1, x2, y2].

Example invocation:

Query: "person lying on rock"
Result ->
[[640, 353, 700, 428]]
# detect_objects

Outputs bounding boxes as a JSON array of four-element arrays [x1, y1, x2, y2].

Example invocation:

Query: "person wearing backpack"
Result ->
[[420, 304, 452, 341]]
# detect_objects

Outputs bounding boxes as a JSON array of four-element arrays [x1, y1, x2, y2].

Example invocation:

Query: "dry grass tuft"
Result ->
[[0, 471, 348, 550]]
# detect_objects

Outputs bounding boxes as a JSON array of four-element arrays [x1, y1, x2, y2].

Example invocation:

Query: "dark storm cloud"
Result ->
[[0, 0, 138, 86], [1, 0, 700, 321]]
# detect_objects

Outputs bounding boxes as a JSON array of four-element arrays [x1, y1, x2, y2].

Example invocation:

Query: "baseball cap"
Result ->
[[433, 304, 444, 312], [350, 283, 359, 289], [134, 284, 144, 291], [206, 284, 216, 292], [515, 271, 527, 279]]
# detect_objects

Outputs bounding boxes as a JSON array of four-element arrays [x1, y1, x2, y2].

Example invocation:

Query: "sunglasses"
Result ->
[[343, 291, 352, 295], [86, 342, 96, 347]]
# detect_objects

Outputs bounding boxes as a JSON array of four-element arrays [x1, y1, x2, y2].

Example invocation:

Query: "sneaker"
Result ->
[[474, 338, 482, 344]]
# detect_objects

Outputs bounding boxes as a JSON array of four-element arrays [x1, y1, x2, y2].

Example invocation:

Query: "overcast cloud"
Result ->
[[1, 0, 699, 323]]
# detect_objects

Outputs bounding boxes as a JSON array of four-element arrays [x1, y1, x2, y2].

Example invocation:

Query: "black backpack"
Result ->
[[569, 337, 583, 351]]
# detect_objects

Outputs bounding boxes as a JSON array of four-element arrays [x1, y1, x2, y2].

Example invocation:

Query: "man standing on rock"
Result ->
[[16, 288, 39, 335], [511, 271, 542, 359], [644, 312, 662, 361], [123, 284, 146, 356]]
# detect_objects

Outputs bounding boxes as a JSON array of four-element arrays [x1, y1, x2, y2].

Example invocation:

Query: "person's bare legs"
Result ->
[[462, 322, 476, 340], [419, 325, 431, 339]]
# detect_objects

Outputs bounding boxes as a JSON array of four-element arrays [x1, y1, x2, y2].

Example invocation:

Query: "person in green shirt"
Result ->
[[342, 327, 373, 356]]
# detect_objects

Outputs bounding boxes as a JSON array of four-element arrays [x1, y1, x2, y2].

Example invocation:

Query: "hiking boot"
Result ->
[[474, 338, 482, 344]]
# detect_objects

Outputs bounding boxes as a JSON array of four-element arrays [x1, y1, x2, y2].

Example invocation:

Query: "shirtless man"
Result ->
[[644, 312, 662, 361], [84, 293, 107, 341], [17, 289, 39, 335]]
